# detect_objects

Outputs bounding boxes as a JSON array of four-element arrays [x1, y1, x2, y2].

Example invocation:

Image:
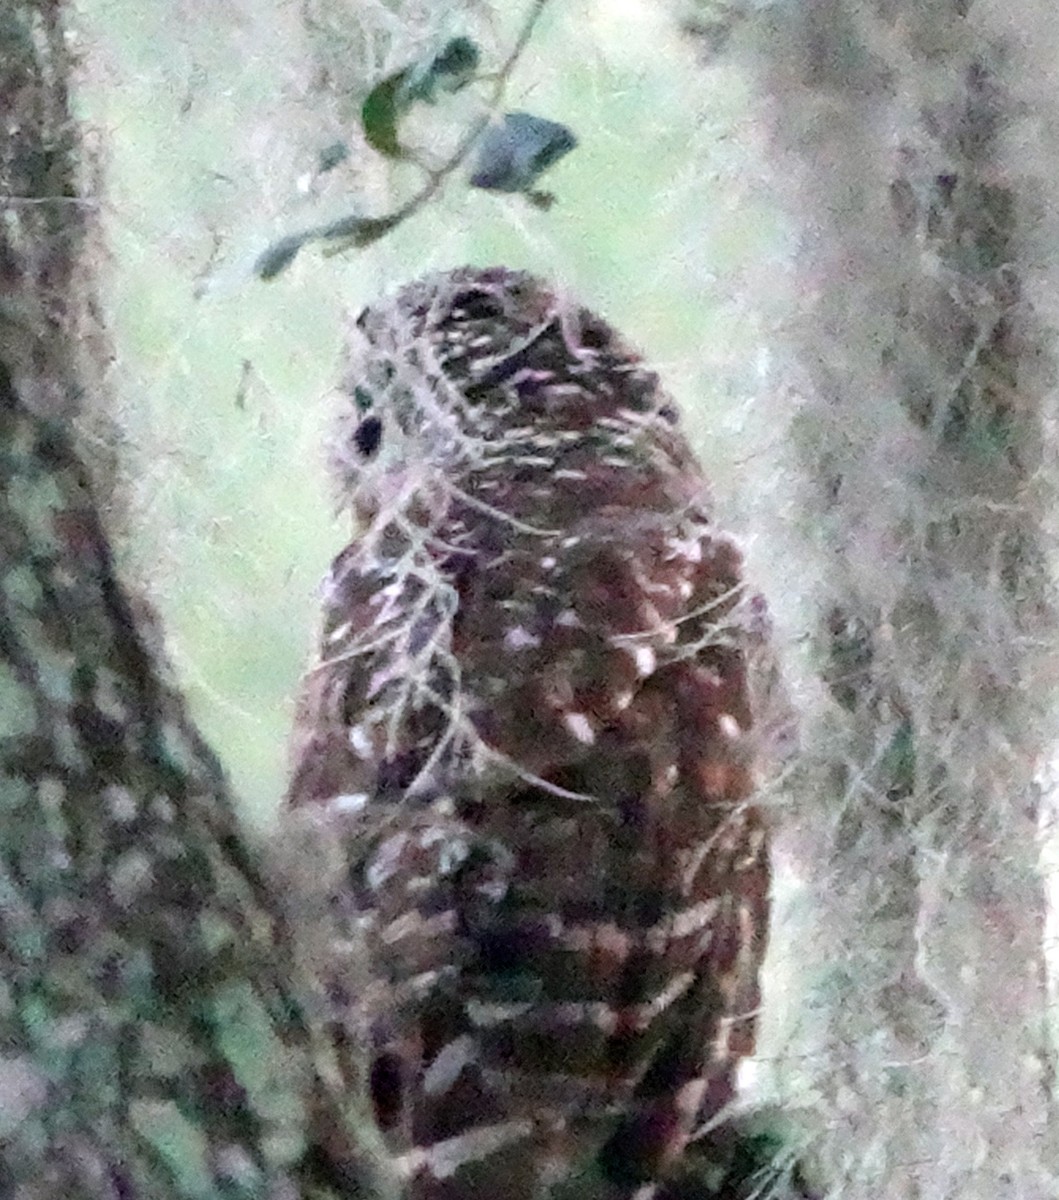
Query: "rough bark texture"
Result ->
[[0, 369, 418, 1200], [0, 5, 401, 1198], [3, 364, 295, 1196], [0, 0, 85, 421], [713, 0, 1059, 1195]]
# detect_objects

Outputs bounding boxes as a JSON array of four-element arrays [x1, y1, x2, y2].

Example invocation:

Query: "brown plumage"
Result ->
[[285, 266, 771, 1200]]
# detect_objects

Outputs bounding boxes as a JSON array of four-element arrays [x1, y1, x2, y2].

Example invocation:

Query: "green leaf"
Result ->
[[254, 234, 309, 281], [255, 212, 404, 281], [361, 37, 481, 161], [317, 213, 402, 252], [469, 112, 578, 196], [361, 67, 413, 160], [403, 35, 480, 104]]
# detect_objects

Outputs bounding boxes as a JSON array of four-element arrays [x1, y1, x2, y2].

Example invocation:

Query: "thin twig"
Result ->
[[259, 0, 551, 276], [365, 0, 549, 217]]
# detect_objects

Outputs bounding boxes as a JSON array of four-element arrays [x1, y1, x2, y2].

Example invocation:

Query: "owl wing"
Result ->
[[286, 508, 769, 1200], [438, 507, 771, 1193]]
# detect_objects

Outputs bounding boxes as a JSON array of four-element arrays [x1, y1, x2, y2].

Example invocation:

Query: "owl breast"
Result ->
[[285, 267, 771, 1200]]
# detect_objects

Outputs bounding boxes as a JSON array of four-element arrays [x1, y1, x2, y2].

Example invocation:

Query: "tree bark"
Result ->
[[0, 5, 402, 1197], [718, 1, 1059, 1194]]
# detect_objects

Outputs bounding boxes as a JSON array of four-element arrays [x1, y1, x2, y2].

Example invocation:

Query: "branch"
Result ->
[[255, 0, 550, 278]]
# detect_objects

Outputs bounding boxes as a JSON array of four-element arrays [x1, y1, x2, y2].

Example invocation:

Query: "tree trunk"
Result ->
[[723, 1, 1059, 1194], [0, 5, 399, 1197]]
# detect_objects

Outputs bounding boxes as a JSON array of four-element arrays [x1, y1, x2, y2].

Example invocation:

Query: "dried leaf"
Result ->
[[469, 112, 577, 196]]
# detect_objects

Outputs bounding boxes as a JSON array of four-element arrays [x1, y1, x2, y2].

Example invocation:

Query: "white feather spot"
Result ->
[[381, 910, 456, 946], [332, 792, 369, 814], [366, 668, 393, 699], [466, 1000, 534, 1027], [719, 714, 742, 739], [563, 712, 596, 745], [555, 609, 583, 628], [646, 899, 721, 953], [666, 535, 703, 564], [550, 1002, 619, 1033], [565, 921, 631, 960], [349, 725, 373, 759], [504, 626, 541, 650], [369, 581, 404, 607], [438, 838, 472, 875], [632, 971, 696, 1028], [367, 832, 411, 890], [327, 620, 352, 644], [630, 645, 656, 677], [475, 877, 508, 903], [423, 1035, 477, 1097]]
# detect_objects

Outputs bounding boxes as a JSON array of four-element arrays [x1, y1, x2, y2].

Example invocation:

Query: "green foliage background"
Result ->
[[73, 0, 780, 829]]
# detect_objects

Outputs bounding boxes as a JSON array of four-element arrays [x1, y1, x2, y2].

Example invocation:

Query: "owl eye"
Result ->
[[354, 416, 383, 459], [451, 289, 506, 322]]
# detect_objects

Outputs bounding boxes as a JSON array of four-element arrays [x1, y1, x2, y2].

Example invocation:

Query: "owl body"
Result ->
[[286, 268, 770, 1200]]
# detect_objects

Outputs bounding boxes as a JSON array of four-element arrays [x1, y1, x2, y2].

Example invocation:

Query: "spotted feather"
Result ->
[[285, 267, 771, 1200]]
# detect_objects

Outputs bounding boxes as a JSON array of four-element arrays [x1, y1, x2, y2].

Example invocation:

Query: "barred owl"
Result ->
[[285, 266, 770, 1200]]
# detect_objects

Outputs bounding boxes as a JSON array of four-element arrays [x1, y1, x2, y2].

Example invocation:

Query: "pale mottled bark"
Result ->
[[0, 5, 403, 1197], [716, 1, 1059, 1195], [0, 352, 418, 1199]]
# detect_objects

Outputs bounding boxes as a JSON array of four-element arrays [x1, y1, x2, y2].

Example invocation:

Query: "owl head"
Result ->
[[329, 266, 679, 530]]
